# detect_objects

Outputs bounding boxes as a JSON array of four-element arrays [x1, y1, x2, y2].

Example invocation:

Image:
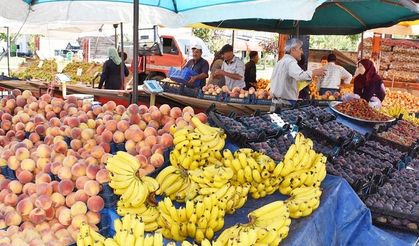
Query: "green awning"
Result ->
[[203, 0, 419, 35]]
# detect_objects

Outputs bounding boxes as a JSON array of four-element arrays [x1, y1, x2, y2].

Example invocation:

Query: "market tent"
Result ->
[[0, 0, 327, 28], [369, 20, 419, 35], [202, 0, 419, 35]]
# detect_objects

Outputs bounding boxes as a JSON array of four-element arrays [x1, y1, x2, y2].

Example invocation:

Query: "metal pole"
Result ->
[[231, 30, 235, 49], [6, 27, 10, 76], [113, 24, 118, 49], [120, 22, 124, 90], [360, 32, 364, 60], [132, 0, 139, 104], [296, 21, 300, 38]]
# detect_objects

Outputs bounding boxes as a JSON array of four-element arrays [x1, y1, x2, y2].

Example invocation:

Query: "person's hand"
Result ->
[[214, 69, 225, 76], [312, 68, 326, 77], [188, 76, 196, 86]]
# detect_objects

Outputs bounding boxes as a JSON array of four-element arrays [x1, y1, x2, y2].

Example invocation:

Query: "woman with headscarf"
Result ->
[[353, 59, 386, 102], [98, 47, 129, 90]]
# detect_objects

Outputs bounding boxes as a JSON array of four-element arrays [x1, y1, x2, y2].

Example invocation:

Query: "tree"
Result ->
[[0, 33, 7, 41], [309, 34, 361, 51], [259, 34, 278, 55], [192, 28, 228, 53]]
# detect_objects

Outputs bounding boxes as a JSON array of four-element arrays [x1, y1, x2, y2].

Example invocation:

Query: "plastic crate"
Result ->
[[181, 86, 200, 98], [224, 94, 251, 104], [162, 81, 183, 94], [168, 67, 197, 84], [254, 99, 272, 105], [198, 90, 223, 101]]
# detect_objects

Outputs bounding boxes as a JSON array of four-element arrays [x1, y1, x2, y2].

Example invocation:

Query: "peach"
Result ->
[[70, 163, 86, 178], [15, 147, 30, 161], [22, 90, 32, 99], [16, 96, 26, 108], [37, 144, 51, 158], [99, 142, 111, 154], [112, 130, 125, 144], [142, 113, 152, 123], [196, 113, 208, 123], [128, 104, 140, 115], [86, 196, 104, 213], [137, 155, 148, 168], [1, 112, 11, 121], [65, 192, 76, 208], [160, 133, 173, 148], [145, 135, 157, 146], [86, 211, 100, 225], [95, 169, 110, 184], [70, 201, 87, 217], [58, 166, 72, 180], [138, 120, 147, 130], [182, 106, 194, 115], [62, 155, 77, 168], [148, 120, 160, 130], [45, 206, 55, 220], [67, 117, 80, 128], [50, 180, 59, 192], [138, 146, 152, 158], [50, 162, 62, 175], [0, 219, 7, 230], [83, 180, 100, 196], [92, 106, 102, 116], [6, 99, 16, 110], [50, 221, 65, 233], [125, 140, 137, 155], [35, 124, 46, 136], [5, 211, 22, 226], [50, 193, 65, 208], [70, 128, 81, 140], [20, 221, 34, 230], [4, 193, 18, 206], [151, 144, 164, 155], [22, 183, 36, 196], [22, 139, 34, 149], [124, 128, 138, 142], [35, 173, 52, 185], [8, 180, 22, 194], [116, 120, 129, 132], [87, 119, 96, 129], [36, 183, 53, 196], [128, 113, 140, 124], [58, 179, 74, 196], [144, 127, 157, 137], [52, 141, 67, 155], [170, 107, 182, 119], [19, 113, 30, 124], [159, 104, 171, 115], [115, 105, 126, 115], [57, 207, 71, 226], [176, 119, 188, 129], [81, 128, 94, 141], [7, 156, 20, 170], [104, 120, 117, 132], [85, 164, 99, 180], [17, 170, 33, 184], [14, 122, 25, 131], [74, 190, 89, 203], [35, 195, 52, 210], [21, 159, 36, 172], [161, 115, 174, 126], [142, 164, 155, 176], [29, 208, 46, 224], [151, 110, 162, 122], [149, 105, 159, 113], [101, 129, 113, 143], [70, 139, 82, 151], [100, 153, 112, 165]]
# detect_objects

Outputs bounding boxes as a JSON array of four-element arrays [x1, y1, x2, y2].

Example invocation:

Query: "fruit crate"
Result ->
[[354, 140, 407, 168], [224, 94, 251, 104], [180, 85, 200, 98], [197, 90, 224, 102], [372, 213, 419, 235], [237, 114, 284, 140], [254, 98, 272, 105], [370, 133, 414, 153], [161, 81, 183, 94], [299, 105, 336, 123], [168, 67, 198, 84], [300, 119, 355, 146], [372, 119, 419, 153]]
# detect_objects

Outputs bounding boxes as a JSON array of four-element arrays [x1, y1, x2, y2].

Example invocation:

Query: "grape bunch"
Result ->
[[358, 141, 405, 164], [365, 168, 418, 230], [327, 151, 394, 185], [216, 114, 261, 140], [304, 119, 355, 143]]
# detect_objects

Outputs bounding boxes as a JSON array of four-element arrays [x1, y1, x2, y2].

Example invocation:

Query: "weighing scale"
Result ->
[[143, 80, 163, 106]]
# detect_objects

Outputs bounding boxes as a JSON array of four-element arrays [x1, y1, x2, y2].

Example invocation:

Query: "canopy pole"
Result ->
[[360, 32, 364, 60], [296, 21, 300, 38], [6, 27, 10, 76], [231, 30, 235, 50], [120, 22, 125, 90], [113, 24, 118, 49], [132, 0, 139, 104]]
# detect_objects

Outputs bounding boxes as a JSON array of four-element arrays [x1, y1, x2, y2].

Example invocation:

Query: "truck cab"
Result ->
[[130, 35, 213, 82]]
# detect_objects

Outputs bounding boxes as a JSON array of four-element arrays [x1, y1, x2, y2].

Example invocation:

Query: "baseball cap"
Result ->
[[191, 44, 202, 50]]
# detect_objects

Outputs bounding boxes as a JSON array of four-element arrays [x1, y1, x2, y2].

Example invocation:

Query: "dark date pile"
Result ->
[[238, 115, 280, 136], [216, 114, 261, 140], [303, 119, 355, 143], [249, 134, 294, 161], [358, 141, 405, 164]]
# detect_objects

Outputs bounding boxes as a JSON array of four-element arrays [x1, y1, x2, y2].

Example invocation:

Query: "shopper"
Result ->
[[207, 51, 225, 87], [270, 38, 325, 111], [244, 51, 259, 89], [318, 54, 352, 95], [320, 56, 328, 67], [214, 44, 245, 90], [353, 59, 386, 102], [182, 44, 209, 88], [98, 47, 129, 90]]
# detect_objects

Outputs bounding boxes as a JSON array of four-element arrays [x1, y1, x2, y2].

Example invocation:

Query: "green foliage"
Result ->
[[192, 28, 229, 53], [259, 34, 279, 55], [0, 33, 7, 42], [309, 34, 360, 51]]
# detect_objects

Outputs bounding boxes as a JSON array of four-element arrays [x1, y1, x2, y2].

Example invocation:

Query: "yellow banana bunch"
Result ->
[[170, 117, 226, 170], [155, 165, 191, 201], [116, 200, 160, 232], [381, 105, 419, 125], [188, 165, 233, 189], [285, 186, 322, 218], [157, 195, 225, 243], [215, 201, 291, 246], [107, 152, 160, 209], [77, 222, 106, 246]]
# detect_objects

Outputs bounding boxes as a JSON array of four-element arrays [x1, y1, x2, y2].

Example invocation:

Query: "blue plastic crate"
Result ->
[[162, 81, 183, 94], [224, 94, 251, 104], [168, 67, 197, 84], [181, 85, 200, 98], [254, 98, 273, 105], [197, 90, 223, 101]]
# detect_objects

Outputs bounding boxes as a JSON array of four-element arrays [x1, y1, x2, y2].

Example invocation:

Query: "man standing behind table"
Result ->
[[244, 51, 259, 89], [183, 44, 209, 88], [318, 54, 352, 95], [213, 44, 245, 90], [270, 38, 326, 111]]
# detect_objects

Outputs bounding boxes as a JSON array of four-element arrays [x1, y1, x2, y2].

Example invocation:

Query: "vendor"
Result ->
[[207, 51, 225, 87], [318, 54, 352, 95], [182, 44, 209, 88], [353, 59, 386, 102], [214, 44, 245, 90], [98, 47, 129, 90], [244, 51, 259, 89], [270, 38, 325, 110]]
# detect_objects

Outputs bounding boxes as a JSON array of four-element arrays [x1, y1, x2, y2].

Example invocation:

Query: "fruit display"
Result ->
[[381, 90, 419, 114], [238, 115, 281, 137], [278, 108, 310, 124], [334, 99, 393, 122], [285, 186, 322, 218], [381, 104, 419, 126], [310, 138, 334, 156], [302, 119, 355, 143], [201, 84, 223, 97], [377, 120, 419, 147], [222, 86, 254, 99], [357, 141, 405, 164], [255, 78, 270, 90], [215, 201, 291, 245], [372, 213, 418, 232], [313, 90, 341, 101], [214, 113, 261, 141], [249, 134, 294, 161], [327, 151, 394, 186], [364, 168, 418, 231], [299, 106, 335, 122]]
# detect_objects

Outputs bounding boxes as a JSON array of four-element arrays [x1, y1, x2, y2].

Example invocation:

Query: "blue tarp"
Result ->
[[101, 175, 418, 245]]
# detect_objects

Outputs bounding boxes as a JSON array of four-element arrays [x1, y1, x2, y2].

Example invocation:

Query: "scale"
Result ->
[[143, 80, 163, 106]]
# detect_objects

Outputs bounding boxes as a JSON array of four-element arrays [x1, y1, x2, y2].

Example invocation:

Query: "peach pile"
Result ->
[[0, 89, 207, 244]]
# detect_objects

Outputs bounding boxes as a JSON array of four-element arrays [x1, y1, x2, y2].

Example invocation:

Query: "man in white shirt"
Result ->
[[270, 38, 325, 110], [214, 44, 245, 90], [319, 54, 352, 95]]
